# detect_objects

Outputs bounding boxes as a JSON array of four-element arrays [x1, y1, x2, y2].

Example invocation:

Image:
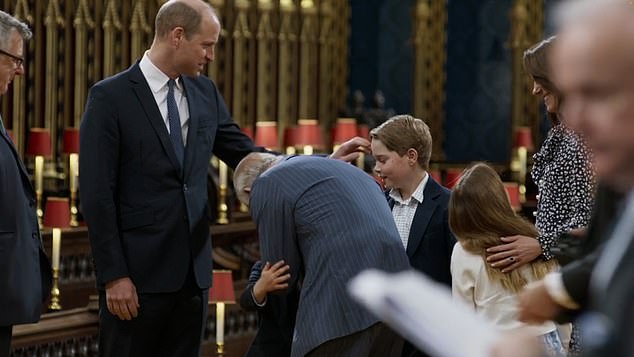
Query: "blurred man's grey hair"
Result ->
[[233, 153, 284, 206], [0, 10, 31, 49]]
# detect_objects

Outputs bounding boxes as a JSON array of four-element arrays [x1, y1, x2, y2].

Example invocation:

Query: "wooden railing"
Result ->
[[12, 219, 260, 356], [12, 294, 258, 357]]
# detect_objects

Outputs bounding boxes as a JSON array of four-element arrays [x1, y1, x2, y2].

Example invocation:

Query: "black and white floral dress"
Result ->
[[532, 124, 595, 260], [531, 123, 595, 355]]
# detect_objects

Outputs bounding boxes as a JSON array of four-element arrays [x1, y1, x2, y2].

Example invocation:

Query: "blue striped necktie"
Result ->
[[167, 78, 184, 167]]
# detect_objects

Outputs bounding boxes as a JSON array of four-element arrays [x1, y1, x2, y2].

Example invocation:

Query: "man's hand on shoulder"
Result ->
[[105, 277, 140, 321]]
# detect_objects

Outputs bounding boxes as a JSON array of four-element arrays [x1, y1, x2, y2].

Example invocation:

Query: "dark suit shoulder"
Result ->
[[425, 177, 451, 206]]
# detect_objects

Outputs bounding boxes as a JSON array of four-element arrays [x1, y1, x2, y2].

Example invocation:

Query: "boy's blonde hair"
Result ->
[[369, 115, 432, 170]]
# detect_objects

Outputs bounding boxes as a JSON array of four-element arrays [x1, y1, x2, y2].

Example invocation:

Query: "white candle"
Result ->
[[216, 302, 225, 345], [69, 153, 79, 192], [52, 228, 61, 270], [303, 145, 313, 155], [35, 156, 44, 194], [219, 160, 228, 188]]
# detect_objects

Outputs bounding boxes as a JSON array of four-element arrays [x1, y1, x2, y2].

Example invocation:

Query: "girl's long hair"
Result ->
[[449, 163, 558, 293]]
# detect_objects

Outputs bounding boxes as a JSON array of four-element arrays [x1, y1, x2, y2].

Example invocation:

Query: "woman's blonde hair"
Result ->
[[449, 163, 557, 293]]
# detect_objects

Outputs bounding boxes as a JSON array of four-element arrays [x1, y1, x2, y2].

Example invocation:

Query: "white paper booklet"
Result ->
[[348, 269, 500, 357]]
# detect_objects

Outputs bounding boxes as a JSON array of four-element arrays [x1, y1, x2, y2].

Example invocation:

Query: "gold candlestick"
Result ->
[[357, 152, 365, 171], [217, 161, 229, 224], [34, 155, 44, 227], [217, 185, 229, 225], [517, 146, 528, 202], [48, 267, 62, 311], [69, 153, 79, 226]]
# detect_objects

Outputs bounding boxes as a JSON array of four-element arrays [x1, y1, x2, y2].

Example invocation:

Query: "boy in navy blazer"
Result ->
[[332, 115, 455, 357], [371, 115, 455, 357]]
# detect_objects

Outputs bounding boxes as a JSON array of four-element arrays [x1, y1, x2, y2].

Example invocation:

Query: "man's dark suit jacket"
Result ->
[[550, 185, 623, 324], [388, 177, 455, 357], [80, 63, 256, 292], [582, 191, 634, 356], [249, 156, 411, 357], [239, 261, 299, 357], [0, 121, 52, 326]]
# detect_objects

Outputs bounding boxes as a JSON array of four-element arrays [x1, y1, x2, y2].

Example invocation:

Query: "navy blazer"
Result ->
[[239, 261, 299, 357], [249, 156, 410, 357], [80, 63, 256, 292], [388, 177, 455, 286], [0, 121, 52, 326]]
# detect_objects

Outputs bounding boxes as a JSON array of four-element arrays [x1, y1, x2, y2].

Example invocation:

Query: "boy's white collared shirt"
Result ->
[[390, 173, 429, 249]]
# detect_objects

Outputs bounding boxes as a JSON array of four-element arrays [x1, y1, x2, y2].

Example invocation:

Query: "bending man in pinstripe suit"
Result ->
[[234, 153, 410, 357]]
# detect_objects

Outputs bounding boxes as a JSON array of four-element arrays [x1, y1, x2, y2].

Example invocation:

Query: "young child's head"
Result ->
[[369, 115, 432, 189], [449, 163, 557, 292]]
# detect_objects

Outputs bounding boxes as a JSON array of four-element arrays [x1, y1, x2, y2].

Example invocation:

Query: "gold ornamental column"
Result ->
[[298, 0, 319, 121], [130, 0, 152, 64], [277, 0, 299, 130], [318, 0, 335, 128], [44, 0, 65, 162], [255, 0, 277, 125], [510, 0, 530, 130], [333, 0, 350, 113], [413, 0, 446, 161], [510, 0, 544, 132], [231, 0, 253, 128], [73, 0, 95, 128], [208, 0, 228, 93], [102, 0, 123, 78]]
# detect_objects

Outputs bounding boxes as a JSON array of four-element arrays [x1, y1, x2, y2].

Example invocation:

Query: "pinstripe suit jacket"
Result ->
[[249, 156, 410, 357]]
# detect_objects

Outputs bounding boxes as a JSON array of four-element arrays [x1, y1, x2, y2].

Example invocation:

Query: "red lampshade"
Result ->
[[504, 182, 521, 211], [241, 126, 254, 141], [332, 118, 358, 145], [26, 128, 52, 157], [255, 121, 279, 150], [63, 127, 80, 154], [284, 126, 297, 147], [357, 124, 370, 139], [444, 168, 463, 189], [296, 119, 324, 148], [209, 270, 236, 303], [514, 127, 534, 151], [43, 197, 71, 228]]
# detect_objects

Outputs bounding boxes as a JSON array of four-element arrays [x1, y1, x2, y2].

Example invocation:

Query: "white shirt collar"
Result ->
[[139, 51, 183, 93], [389, 172, 429, 205]]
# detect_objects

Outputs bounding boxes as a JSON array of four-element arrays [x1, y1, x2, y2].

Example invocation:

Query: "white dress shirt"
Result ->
[[390, 173, 428, 249], [451, 243, 557, 336], [139, 52, 190, 144]]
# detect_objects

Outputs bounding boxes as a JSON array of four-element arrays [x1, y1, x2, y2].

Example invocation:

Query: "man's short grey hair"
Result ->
[[233, 153, 284, 206], [555, 0, 629, 29], [0, 10, 31, 50]]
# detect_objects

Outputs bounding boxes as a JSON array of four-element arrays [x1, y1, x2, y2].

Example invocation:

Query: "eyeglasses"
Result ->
[[0, 48, 24, 68]]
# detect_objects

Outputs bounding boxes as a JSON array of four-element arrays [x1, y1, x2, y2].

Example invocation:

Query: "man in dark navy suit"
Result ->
[[79, 0, 257, 355], [0, 10, 52, 357]]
